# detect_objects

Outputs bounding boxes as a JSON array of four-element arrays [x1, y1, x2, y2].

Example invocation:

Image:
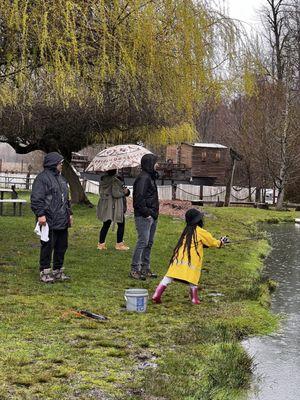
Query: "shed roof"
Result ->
[[193, 143, 227, 149]]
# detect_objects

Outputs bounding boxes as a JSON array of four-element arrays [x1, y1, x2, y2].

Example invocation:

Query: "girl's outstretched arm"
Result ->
[[198, 229, 221, 248]]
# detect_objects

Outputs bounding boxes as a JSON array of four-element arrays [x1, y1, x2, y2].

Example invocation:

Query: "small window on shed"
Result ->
[[201, 151, 207, 162], [214, 150, 221, 162]]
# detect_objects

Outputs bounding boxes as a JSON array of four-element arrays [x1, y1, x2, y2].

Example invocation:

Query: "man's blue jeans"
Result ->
[[131, 216, 157, 273]]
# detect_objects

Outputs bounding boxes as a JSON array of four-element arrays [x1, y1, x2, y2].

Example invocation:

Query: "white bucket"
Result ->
[[124, 288, 148, 312]]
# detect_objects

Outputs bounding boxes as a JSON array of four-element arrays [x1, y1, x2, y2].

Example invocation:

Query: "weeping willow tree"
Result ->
[[0, 0, 238, 203]]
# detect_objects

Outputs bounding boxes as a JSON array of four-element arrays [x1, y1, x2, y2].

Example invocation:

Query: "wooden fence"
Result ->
[[0, 173, 37, 190], [85, 180, 274, 203], [0, 173, 276, 204]]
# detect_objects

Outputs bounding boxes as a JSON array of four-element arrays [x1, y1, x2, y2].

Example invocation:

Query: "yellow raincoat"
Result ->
[[166, 226, 221, 285]]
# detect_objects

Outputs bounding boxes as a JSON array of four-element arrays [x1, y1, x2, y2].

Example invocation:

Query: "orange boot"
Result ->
[[97, 242, 107, 250], [115, 242, 129, 251]]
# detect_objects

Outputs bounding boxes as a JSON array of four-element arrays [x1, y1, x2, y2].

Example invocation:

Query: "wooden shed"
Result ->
[[165, 143, 232, 185], [71, 152, 90, 172]]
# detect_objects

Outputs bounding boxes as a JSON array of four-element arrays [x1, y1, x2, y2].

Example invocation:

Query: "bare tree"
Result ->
[[262, 0, 288, 81], [260, 0, 300, 209]]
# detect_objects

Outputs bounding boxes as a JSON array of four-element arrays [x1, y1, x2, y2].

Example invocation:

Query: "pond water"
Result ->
[[243, 223, 300, 400]]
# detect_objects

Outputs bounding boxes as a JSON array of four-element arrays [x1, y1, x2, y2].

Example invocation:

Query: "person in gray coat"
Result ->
[[97, 169, 130, 250], [31, 152, 73, 283]]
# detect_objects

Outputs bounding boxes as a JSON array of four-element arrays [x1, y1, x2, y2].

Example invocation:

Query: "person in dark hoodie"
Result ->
[[130, 153, 159, 280], [31, 152, 73, 283]]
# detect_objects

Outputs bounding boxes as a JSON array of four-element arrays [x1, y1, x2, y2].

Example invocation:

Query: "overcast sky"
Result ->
[[225, 0, 266, 32]]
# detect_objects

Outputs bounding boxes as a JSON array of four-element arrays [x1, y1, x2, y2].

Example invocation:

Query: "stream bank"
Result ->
[[244, 223, 300, 400]]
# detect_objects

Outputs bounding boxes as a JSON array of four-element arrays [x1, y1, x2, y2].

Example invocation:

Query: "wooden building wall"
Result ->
[[175, 144, 231, 185], [164, 143, 232, 185], [165, 145, 179, 163], [191, 147, 230, 185], [179, 143, 193, 168]]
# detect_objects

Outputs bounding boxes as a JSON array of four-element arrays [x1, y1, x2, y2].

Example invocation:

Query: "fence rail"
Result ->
[[1, 173, 277, 204], [0, 173, 36, 190], [84, 180, 276, 203]]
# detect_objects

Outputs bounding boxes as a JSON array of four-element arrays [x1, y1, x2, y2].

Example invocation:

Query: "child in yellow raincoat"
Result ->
[[152, 208, 229, 305]]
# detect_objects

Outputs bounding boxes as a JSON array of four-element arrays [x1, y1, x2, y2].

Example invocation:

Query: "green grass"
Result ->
[[0, 193, 296, 399]]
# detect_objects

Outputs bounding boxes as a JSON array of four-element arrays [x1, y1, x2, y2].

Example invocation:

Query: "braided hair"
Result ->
[[169, 220, 203, 266]]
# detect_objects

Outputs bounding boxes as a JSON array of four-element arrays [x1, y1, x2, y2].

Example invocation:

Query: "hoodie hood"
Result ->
[[141, 153, 157, 174], [100, 174, 116, 188], [43, 152, 64, 170]]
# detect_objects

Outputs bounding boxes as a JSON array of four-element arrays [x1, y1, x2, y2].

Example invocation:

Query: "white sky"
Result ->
[[225, 0, 266, 32]]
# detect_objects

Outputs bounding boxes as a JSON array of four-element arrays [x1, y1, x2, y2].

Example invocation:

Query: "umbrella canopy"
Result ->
[[85, 144, 152, 172]]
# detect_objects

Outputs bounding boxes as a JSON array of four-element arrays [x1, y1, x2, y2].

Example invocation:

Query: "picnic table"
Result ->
[[0, 188, 13, 215], [0, 188, 27, 216], [0, 199, 27, 216], [0, 188, 13, 200]]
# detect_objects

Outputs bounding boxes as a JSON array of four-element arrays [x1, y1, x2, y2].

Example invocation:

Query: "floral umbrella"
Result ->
[[85, 144, 152, 172]]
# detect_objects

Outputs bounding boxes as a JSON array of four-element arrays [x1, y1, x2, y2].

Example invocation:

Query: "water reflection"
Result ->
[[243, 223, 300, 400]]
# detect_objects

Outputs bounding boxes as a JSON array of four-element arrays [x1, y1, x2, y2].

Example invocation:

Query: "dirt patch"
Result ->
[[126, 198, 191, 219]]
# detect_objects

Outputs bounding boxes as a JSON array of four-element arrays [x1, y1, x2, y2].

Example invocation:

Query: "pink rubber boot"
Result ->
[[190, 287, 201, 305], [152, 284, 167, 304]]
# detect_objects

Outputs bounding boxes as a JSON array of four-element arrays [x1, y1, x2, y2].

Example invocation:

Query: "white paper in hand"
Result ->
[[34, 222, 49, 242]]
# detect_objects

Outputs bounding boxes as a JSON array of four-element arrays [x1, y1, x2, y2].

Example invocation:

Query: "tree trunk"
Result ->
[[62, 161, 93, 206], [273, 186, 276, 205], [255, 187, 261, 203], [262, 188, 266, 203], [248, 176, 252, 201], [268, 0, 285, 81], [224, 159, 236, 207], [276, 186, 285, 210], [246, 165, 252, 201], [275, 90, 289, 211]]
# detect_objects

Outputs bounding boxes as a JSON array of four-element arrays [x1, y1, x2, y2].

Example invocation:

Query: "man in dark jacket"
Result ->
[[130, 153, 159, 280], [31, 152, 73, 283]]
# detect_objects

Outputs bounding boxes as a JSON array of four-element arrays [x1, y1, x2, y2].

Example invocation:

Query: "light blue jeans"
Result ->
[[131, 216, 157, 273]]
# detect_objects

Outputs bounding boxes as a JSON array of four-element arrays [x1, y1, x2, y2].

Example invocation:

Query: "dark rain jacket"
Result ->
[[133, 154, 159, 220], [31, 152, 72, 230]]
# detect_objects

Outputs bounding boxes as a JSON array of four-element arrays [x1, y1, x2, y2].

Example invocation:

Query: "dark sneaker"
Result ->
[[129, 270, 146, 281], [40, 268, 55, 283], [53, 269, 70, 281], [143, 270, 158, 278]]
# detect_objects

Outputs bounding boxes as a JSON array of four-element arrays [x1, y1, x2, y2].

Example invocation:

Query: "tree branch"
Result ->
[[6, 140, 40, 154]]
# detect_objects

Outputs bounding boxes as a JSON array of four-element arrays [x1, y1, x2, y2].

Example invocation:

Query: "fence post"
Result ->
[[171, 181, 177, 200], [225, 159, 236, 207], [26, 172, 30, 190], [199, 185, 203, 200]]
